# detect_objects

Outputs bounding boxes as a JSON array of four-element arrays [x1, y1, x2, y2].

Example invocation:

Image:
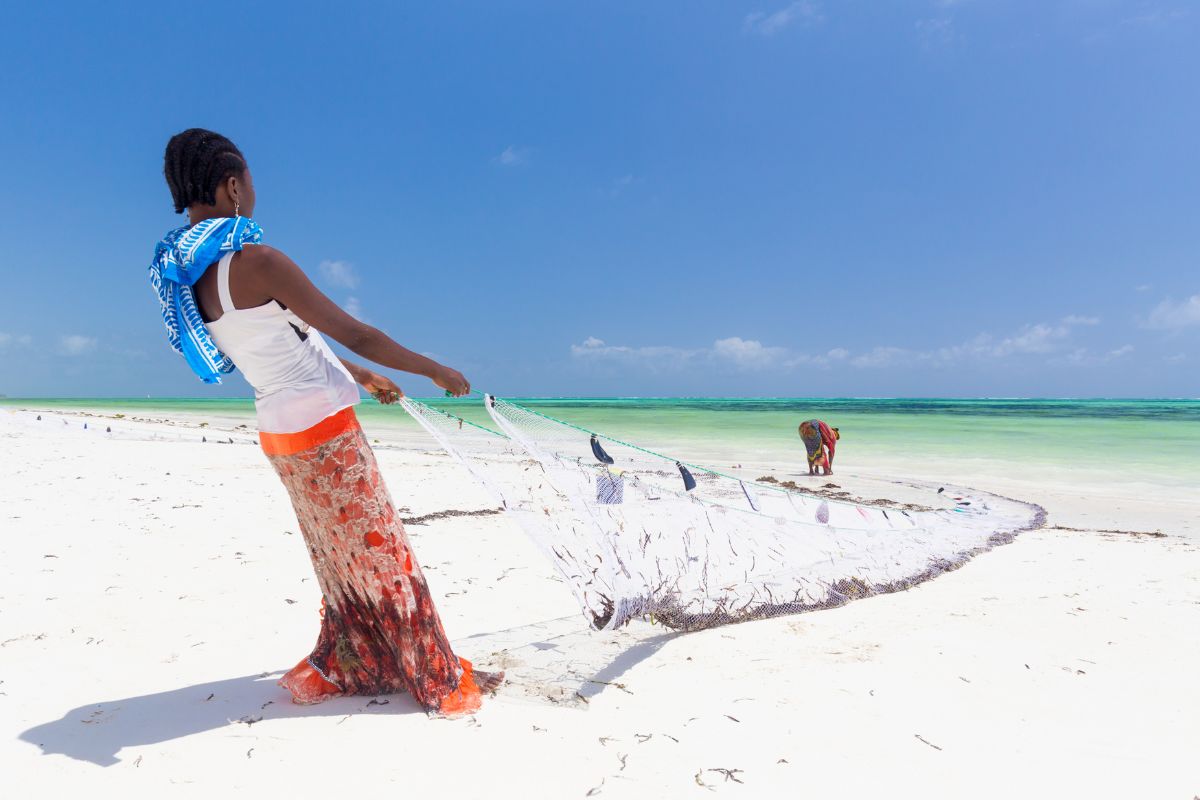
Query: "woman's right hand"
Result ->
[[432, 365, 471, 397]]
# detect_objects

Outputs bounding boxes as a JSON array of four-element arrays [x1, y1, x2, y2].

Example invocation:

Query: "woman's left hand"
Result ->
[[359, 371, 404, 404]]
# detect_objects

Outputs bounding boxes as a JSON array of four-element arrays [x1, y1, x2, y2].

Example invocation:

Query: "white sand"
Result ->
[[2, 406, 1197, 798]]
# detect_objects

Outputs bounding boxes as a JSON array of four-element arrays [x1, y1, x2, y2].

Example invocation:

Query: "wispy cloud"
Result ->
[[850, 346, 913, 368], [743, 1, 822, 36], [1144, 294, 1200, 331], [609, 174, 639, 196], [0, 332, 32, 348], [344, 296, 366, 323], [712, 336, 793, 369], [1054, 344, 1135, 366], [316, 260, 367, 321], [962, 321, 1072, 357], [59, 334, 97, 356], [1061, 315, 1100, 327], [952, 316, 1102, 359], [915, 16, 957, 49], [494, 145, 531, 167], [571, 337, 702, 371], [1086, 5, 1191, 44], [319, 259, 359, 289], [1122, 8, 1190, 27], [852, 316, 1106, 367], [573, 315, 1116, 375], [572, 336, 845, 372]]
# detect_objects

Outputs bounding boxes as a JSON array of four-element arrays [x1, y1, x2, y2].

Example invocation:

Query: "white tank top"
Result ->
[[205, 251, 360, 434]]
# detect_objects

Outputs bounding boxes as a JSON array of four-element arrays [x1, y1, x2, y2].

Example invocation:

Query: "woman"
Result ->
[[798, 419, 839, 476], [150, 128, 501, 716]]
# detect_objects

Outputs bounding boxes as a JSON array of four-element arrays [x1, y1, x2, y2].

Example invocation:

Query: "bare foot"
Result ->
[[435, 665, 504, 717], [474, 669, 505, 694]]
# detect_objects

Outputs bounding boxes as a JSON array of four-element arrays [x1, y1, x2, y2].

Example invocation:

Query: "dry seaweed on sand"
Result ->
[[756, 475, 934, 512]]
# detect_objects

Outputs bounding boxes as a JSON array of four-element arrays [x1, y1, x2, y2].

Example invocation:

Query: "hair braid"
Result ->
[[163, 129, 247, 214]]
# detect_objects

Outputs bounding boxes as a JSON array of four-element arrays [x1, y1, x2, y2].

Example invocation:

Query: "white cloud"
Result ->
[[495, 146, 531, 167], [743, 2, 822, 36], [570, 337, 701, 370], [931, 325, 1057, 362], [572, 335, 841, 372], [319, 259, 358, 289], [991, 322, 1071, 356], [712, 336, 792, 369], [344, 297, 366, 322], [573, 314, 1116, 375], [851, 346, 918, 368], [852, 316, 1106, 368], [1061, 315, 1100, 326], [0, 332, 32, 348], [59, 335, 97, 356], [1145, 294, 1200, 331], [1056, 344, 1134, 366], [932, 316, 1098, 362]]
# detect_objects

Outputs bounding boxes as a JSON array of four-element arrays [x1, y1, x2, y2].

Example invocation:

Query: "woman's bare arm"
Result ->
[[235, 245, 469, 395], [338, 357, 371, 385], [338, 357, 404, 404]]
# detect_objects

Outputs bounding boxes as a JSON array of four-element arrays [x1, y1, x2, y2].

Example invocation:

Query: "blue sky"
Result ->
[[0, 1, 1196, 398]]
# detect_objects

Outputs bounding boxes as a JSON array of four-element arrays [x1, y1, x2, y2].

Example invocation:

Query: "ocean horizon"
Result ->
[[6, 396, 1198, 495]]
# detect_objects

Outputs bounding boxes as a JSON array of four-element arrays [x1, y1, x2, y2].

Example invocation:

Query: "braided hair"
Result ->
[[163, 128, 247, 214]]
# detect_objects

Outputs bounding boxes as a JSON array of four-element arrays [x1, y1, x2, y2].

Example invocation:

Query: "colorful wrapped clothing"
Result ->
[[261, 407, 482, 715], [799, 419, 825, 466], [799, 419, 838, 469], [817, 420, 837, 467]]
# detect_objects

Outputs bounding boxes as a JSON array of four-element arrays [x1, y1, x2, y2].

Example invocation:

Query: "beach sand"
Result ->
[[2, 406, 1197, 798]]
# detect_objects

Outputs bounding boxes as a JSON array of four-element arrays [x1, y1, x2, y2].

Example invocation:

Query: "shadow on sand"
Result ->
[[19, 616, 676, 767], [18, 670, 426, 767], [463, 615, 679, 706]]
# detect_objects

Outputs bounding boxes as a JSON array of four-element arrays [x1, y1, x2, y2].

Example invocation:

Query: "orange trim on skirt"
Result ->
[[258, 406, 359, 456]]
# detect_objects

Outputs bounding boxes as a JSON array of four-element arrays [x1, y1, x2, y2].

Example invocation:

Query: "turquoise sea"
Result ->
[[4, 397, 1198, 493]]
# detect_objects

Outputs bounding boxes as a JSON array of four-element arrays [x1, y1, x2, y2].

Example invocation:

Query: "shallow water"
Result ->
[[5, 396, 1198, 493]]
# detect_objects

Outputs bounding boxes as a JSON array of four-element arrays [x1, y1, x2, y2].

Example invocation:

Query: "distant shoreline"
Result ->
[[3, 395, 1198, 403]]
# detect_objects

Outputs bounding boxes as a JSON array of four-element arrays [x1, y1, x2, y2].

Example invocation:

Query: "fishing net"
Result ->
[[401, 395, 1044, 633]]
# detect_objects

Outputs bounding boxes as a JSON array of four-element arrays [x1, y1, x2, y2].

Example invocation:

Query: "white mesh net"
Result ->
[[401, 395, 1044, 633]]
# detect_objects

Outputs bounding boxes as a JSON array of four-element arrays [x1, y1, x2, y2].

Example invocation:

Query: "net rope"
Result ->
[[400, 394, 1045, 632]]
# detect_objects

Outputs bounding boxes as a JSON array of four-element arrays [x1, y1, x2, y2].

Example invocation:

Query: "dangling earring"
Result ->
[[234, 199, 240, 218]]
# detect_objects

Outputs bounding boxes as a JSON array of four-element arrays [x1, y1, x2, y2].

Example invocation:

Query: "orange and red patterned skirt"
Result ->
[[260, 407, 482, 716]]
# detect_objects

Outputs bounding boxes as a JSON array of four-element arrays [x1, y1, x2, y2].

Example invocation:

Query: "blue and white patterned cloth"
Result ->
[[148, 216, 263, 383]]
